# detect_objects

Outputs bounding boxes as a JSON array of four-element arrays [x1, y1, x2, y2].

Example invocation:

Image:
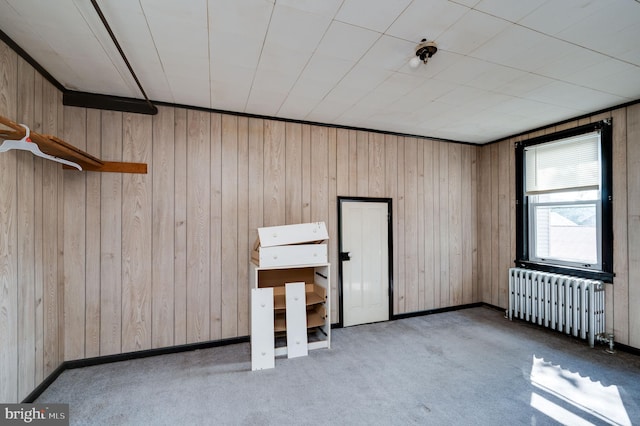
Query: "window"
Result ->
[[516, 121, 613, 281]]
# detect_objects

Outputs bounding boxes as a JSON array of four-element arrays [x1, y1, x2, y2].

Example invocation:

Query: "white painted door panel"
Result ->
[[342, 201, 389, 327], [251, 288, 275, 370], [285, 282, 309, 359]]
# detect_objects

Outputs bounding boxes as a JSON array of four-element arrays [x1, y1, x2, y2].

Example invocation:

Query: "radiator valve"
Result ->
[[596, 332, 615, 354]]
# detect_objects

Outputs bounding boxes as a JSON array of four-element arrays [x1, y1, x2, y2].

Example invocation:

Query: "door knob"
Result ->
[[339, 251, 351, 261]]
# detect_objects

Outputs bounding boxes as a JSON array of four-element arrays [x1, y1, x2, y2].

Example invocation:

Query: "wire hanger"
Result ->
[[0, 124, 82, 170]]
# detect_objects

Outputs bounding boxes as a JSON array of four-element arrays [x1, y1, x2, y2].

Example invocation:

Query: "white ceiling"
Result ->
[[1, 0, 639, 143]]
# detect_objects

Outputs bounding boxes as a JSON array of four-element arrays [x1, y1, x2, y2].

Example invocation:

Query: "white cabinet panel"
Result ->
[[285, 282, 308, 359]]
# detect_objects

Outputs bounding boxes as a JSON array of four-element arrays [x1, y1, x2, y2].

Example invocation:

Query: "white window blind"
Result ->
[[525, 131, 601, 195]]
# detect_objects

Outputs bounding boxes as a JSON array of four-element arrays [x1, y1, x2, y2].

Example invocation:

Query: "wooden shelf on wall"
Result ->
[[0, 114, 147, 174]]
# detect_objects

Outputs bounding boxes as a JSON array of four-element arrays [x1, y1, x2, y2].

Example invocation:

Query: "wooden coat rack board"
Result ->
[[0, 114, 147, 174]]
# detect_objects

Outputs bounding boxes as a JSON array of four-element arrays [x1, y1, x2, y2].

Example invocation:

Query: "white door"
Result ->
[[341, 201, 389, 327]]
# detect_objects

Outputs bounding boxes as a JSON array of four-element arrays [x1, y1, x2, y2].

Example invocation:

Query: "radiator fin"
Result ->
[[508, 268, 605, 347]]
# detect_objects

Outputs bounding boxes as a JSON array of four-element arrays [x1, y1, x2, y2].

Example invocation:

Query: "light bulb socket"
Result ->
[[414, 39, 438, 64]]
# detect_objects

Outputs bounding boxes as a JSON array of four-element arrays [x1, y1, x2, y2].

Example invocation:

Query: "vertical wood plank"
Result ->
[[423, 139, 435, 310], [221, 115, 238, 339], [472, 146, 478, 303], [152, 106, 175, 348], [56, 91, 64, 367], [311, 126, 328, 223], [461, 145, 472, 304], [301, 124, 311, 223], [0, 40, 18, 403], [498, 140, 510, 308], [237, 117, 250, 336], [186, 110, 211, 343], [404, 137, 418, 313], [417, 140, 425, 311], [439, 142, 450, 307], [210, 113, 222, 340], [41, 80, 59, 376], [368, 133, 385, 197], [173, 108, 187, 345], [611, 108, 628, 343], [396, 138, 405, 313], [121, 113, 152, 352], [356, 131, 368, 197], [490, 144, 500, 306], [285, 122, 302, 224], [627, 104, 640, 347], [248, 117, 264, 259], [100, 111, 123, 355], [385, 135, 398, 316], [33, 72, 44, 385], [63, 106, 86, 361], [263, 120, 286, 226], [448, 144, 462, 306], [348, 130, 358, 196], [336, 129, 350, 197], [477, 145, 491, 303], [431, 142, 441, 309], [84, 109, 101, 358], [327, 128, 338, 323], [17, 58, 36, 398]]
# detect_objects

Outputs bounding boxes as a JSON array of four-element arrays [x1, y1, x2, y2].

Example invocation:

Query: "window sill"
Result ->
[[515, 260, 614, 283]]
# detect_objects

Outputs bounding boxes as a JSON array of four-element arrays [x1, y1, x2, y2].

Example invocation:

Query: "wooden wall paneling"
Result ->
[[0, 40, 18, 403], [403, 137, 418, 313], [627, 104, 640, 347], [439, 142, 450, 307], [498, 140, 510, 307], [33, 73, 44, 385], [285, 122, 302, 224], [448, 143, 463, 306], [461, 145, 473, 304], [301, 124, 311, 223], [121, 113, 152, 352], [100, 110, 123, 355], [237, 117, 250, 337], [490, 144, 500, 306], [152, 106, 175, 348], [431, 142, 441, 309], [508, 138, 517, 305], [611, 108, 628, 343], [209, 113, 222, 340], [63, 106, 86, 361], [41, 80, 60, 376], [348, 130, 358, 196], [327, 128, 338, 322], [221, 114, 238, 339], [470, 146, 478, 302], [248, 117, 264, 263], [263, 120, 286, 226], [16, 57, 36, 400], [422, 139, 435, 310], [186, 110, 211, 343], [417, 139, 425, 311], [396, 138, 405, 313], [356, 131, 368, 197], [84, 109, 101, 358], [368, 133, 385, 197], [311, 126, 328, 223], [173, 108, 187, 345], [384, 135, 398, 316]]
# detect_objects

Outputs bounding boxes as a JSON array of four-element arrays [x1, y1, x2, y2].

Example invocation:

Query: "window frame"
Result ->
[[515, 120, 613, 281]]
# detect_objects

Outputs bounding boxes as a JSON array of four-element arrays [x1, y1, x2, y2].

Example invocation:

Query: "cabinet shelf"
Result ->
[[251, 262, 330, 360]]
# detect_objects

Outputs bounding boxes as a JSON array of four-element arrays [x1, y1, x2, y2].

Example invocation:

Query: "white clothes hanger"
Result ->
[[0, 124, 82, 170]]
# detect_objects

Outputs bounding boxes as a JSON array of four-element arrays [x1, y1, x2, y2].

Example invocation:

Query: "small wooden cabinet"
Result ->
[[250, 262, 331, 358]]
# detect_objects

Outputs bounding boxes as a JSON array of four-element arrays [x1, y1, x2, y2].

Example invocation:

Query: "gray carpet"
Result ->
[[36, 307, 640, 425]]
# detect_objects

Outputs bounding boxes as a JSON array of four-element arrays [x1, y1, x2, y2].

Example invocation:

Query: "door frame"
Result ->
[[337, 196, 394, 328]]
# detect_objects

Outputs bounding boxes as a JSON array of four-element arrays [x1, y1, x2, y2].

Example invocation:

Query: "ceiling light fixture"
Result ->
[[409, 38, 438, 69]]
